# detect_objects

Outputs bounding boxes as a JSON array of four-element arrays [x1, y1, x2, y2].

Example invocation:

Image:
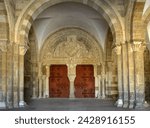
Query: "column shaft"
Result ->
[[19, 45, 27, 107], [13, 44, 19, 108], [122, 44, 129, 108], [6, 45, 13, 108], [114, 46, 123, 107]]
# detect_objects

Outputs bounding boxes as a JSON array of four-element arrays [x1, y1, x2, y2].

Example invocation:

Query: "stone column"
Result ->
[[114, 45, 123, 107], [128, 43, 135, 108], [32, 63, 38, 99], [122, 43, 129, 108], [94, 65, 98, 98], [19, 45, 27, 107], [42, 75, 46, 98], [69, 75, 76, 98], [106, 62, 112, 97], [0, 41, 7, 108], [1, 50, 7, 108], [97, 75, 101, 98], [45, 66, 50, 98], [39, 76, 43, 98], [13, 44, 19, 108], [132, 41, 145, 108], [6, 43, 13, 108], [101, 73, 105, 99]]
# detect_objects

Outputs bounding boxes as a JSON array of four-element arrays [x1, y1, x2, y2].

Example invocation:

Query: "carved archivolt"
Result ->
[[40, 28, 103, 65]]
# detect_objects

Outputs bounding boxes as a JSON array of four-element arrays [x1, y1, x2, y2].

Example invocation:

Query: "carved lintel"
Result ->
[[19, 45, 28, 55], [0, 40, 8, 52], [113, 45, 121, 55]]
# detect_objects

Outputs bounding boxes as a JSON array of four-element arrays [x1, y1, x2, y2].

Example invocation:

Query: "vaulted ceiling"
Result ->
[[32, 2, 109, 50]]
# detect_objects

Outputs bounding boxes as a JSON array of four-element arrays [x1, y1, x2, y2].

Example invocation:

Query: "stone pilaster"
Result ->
[[132, 41, 145, 108], [19, 45, 28, 107], [122, 43, 129, 108], [114, 45, 123, 107]]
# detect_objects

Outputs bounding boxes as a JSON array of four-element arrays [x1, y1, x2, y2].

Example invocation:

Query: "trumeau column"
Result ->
[[122, 43, 129, 108], [19, 45, 27, 107], [132, 41, 145, 108], [114, 45, 123, 107], [68, 63, 76, 98], [0, 41, 7, 108]]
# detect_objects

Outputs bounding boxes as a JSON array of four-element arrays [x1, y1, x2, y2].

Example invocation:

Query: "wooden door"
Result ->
[[49, 65, 69, 98], [74, 65, 95, 98]]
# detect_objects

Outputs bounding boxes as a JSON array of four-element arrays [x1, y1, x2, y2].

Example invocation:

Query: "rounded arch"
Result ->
[[39, 27, 104, 65], [143, 5, 150, 24], [15, 0, 124, 46], [4, 0, 15, 42]]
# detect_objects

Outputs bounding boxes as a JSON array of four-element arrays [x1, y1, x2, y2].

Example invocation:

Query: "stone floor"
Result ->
[[1, 98, 150, 111]]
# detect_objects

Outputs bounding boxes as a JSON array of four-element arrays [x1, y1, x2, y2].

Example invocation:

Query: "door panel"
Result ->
[[74, 65, 95, 98], [49, 65, 69, 98]]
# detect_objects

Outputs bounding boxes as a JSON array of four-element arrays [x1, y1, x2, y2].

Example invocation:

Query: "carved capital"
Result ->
[[132, 41, 142, 52], [19, 45, 28, 55], [0, 40, 7, 52], [113, 45, 121, 55]]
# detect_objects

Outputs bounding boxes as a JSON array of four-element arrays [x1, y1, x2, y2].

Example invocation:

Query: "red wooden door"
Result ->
[[49, 65, 70, 98], [74, 65, 95, 98]]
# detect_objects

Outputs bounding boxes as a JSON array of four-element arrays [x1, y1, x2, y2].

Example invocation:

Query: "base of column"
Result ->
[[116, 99, 123, 107], [69, 94, 75, 99], [129, 101, 135, 109], [123, 101, 128, 108], [19, 101, 26, 107], [0, 102, 6, 108]]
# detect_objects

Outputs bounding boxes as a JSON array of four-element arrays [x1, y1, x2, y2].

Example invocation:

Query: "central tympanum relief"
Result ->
[[41, 28, 103, 65], [40, 28, 103, 98]]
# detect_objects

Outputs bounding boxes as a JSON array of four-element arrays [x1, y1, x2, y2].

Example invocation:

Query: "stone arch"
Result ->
[[4, 0, 15, 41], [40, 27, 103, 65], [143, 6, 150, 25], [15, 0, 124, 46]]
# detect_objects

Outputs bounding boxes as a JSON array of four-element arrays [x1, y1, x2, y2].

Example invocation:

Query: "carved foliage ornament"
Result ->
[[114, 45, 121, 55], [19, 45, 29, 55]]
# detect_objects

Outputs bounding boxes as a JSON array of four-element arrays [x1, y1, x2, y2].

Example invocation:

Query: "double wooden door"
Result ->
[[49, 65, 95, 98], [49, 65, 70, 98], [74, 65, 95, 98]]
